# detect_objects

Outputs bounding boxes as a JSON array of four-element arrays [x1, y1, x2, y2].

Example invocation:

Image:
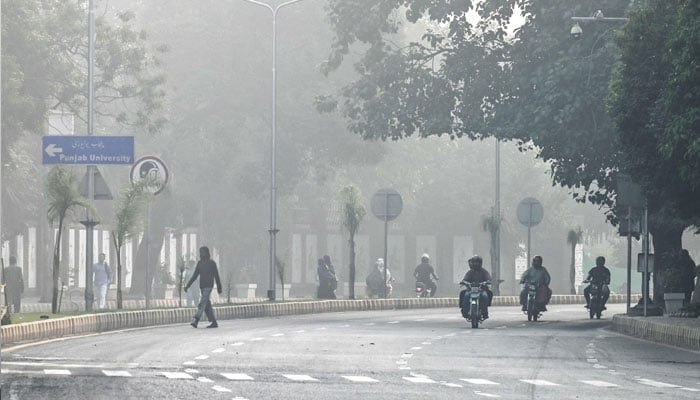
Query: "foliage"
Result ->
[[111, 178, 154, 308], [156, 263, 175, 286], [45, 166, 94, 313], [339, 185, 366, 299]]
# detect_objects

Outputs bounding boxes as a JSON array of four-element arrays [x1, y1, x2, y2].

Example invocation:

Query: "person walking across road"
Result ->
[[93, 253, 112, 309], [185, 246, 222, 328], [4, 256, 24, 313]]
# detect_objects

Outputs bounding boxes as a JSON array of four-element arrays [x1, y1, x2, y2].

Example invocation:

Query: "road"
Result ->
[[1, 303, 699, 399]]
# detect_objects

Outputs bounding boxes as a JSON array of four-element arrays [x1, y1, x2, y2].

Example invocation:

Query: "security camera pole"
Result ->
[[571, 9, 629, 38]]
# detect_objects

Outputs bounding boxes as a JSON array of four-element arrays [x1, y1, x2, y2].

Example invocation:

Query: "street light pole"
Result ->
[[241, 0, 306, 301]]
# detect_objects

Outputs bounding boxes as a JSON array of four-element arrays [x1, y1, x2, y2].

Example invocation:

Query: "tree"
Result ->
[[321, 1, 700, 301], [339, 186, 366, 299], [608, 0, 700, 300], [566, 228, 583, 294], [45, 167, 94, 313], [111, 179, 155, 309]]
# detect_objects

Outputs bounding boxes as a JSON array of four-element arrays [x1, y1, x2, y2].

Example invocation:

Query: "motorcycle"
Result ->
[[585, 280, 607, 319], [415, 281, 432, 298], [523, 282, 547, 322], [459, 280, 490, 329]]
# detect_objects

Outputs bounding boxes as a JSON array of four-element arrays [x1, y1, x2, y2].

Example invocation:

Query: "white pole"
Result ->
[[240, 0, 306, 301]]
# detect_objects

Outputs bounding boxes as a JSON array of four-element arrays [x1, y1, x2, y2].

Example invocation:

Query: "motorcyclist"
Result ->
[[366, 258, 393, 298], [583, 256, 611, 309], [414, 253, 439, 297], [460, 255, 492, 319], [519, 255, 552, 311]]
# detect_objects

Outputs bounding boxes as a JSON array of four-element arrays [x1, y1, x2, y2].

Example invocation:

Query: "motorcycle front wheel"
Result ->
[[470, 303, 479, 328]]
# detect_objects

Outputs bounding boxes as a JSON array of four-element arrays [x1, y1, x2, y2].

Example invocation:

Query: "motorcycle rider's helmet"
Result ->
[[421, 253, 430, 262], [468, 255, 483, 269], [532, 255, 543, 268]]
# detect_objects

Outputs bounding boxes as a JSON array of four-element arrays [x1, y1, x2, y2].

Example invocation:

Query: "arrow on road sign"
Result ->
[[44, 143, 63, 157]]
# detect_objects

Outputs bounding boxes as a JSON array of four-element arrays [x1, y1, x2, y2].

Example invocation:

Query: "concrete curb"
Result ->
[[1, 294, 632, 347], [611, 314, 700, 351]]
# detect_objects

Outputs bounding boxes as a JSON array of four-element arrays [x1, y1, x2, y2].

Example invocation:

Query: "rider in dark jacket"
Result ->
[[414, 254, 439, 297], [584, 256, 611, 309], [461, 255, 493, 319], [519, 255, 552, 311]]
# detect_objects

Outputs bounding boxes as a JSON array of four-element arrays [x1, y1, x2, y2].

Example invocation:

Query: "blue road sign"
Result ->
[[42, 135, 134, 165]]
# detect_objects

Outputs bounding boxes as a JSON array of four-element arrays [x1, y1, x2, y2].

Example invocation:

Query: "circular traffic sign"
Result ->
[[130, 156, 168, 195], [517, 197, 544, 227], [371, 188, 403, 221]]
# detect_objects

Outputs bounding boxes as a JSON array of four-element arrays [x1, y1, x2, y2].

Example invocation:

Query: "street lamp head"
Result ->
[[570, 23, 582, 39]]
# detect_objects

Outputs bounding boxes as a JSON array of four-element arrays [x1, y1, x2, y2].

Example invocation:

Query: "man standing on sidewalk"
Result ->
[[93, 253, 112, 309], [184, 246, 222, 328], [4, 256, 24, 313]]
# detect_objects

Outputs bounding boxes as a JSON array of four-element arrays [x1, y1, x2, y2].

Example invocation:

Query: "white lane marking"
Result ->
[[211, 385, 231, 392], [396, 360, 408, 366], [161, 372, 194, 379], [398, 366, 411, 370], [231, 342, 245, 346], [283, 374, 318, 381], [401, 353, 413, 359], [421, 342, 432, 345], [404, 376, 436, 383], [410, 347, 423, 350], [338, 324, 350, 328], [520, 379, 560, 386], [681, 387, 700, 392], [474, 392, 501, 398], [102, 370, 131, 377], [185, 369, 199, 373], [212, 348, 225, 353], [250, 337, 264, 341], [461, 379, 499, 385], [232, 397, 249, 400], [294, 330, 305, 333], [581, 380, 619, 387], [221, 373, 254, 381], [342, 376, 379, 383], [593, 364, 607, 369], [364, 323, 375, 326], [443, 382, 463, 388], [1, 369, 43, 374], [195, 355, 209, 360], [197, 377, 213, 383], [586, 358, 598, 363], [271, 333, 284, 337], [44, 369, 71, 375], [637, 378, 681, 388], [445, 333, 456, 337], [415, 318, 426, 322], [388, 321, 400, 324], [183, 361, 196, 366]]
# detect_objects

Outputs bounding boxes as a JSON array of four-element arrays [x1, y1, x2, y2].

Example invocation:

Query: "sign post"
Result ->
[[371, 188, 403, 298], [42, 135, 134, 165], [516, 197, 544, 269]]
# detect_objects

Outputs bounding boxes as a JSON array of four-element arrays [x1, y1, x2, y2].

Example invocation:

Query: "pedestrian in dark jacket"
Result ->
[[679, 249, 697, 303], [185, 246, 222, 328], [4, 256, 24, 313]]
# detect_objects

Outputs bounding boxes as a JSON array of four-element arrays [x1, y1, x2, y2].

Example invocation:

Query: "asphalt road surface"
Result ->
[[1, 303, 699, 399]]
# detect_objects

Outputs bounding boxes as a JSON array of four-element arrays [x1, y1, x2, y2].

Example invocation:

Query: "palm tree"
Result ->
[[45, 166, 94, 314], [340, 186, 366, 299], [111, 179, 153, 309], [567, 228, 583, 294]]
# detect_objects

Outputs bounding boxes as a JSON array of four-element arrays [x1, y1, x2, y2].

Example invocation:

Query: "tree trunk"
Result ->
[[570, 244, 576, 294], [349, 234, 356, 300], [129, 196, 169, 297], [649, 219, 685, 302], [51, 219, 64, 314]]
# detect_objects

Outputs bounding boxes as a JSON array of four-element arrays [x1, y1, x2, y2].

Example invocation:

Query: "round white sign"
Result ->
[[130, 156, 168, 195]]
